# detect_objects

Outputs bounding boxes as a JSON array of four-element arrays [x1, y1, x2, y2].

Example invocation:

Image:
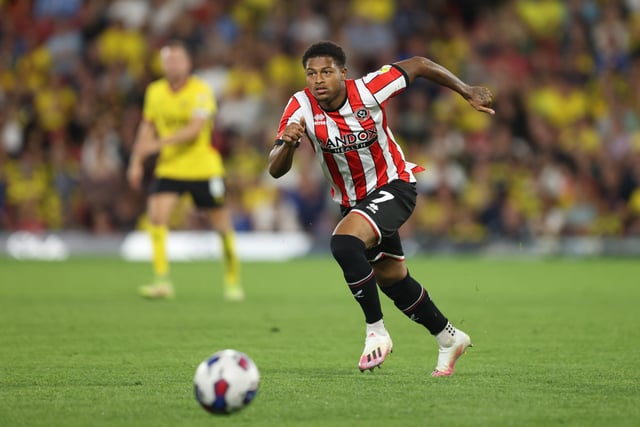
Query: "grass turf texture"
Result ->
[[0, 257, 639, 427]]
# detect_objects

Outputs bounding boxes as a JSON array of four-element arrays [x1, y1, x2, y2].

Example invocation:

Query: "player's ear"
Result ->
[[340, 67, 347, 79]]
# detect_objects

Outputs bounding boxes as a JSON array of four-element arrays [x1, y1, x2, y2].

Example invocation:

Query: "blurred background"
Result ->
[[1, 0, 639, 258]]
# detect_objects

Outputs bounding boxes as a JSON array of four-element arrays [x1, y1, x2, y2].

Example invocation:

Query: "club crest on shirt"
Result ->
[[355, 108, 370, 121]]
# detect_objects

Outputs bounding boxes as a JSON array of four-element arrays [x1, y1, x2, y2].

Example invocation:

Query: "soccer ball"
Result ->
[[193, 349, 260, 415]]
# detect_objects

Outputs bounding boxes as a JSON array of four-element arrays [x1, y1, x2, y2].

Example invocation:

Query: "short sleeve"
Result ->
[[360, 64, 409, 105], [142, 86, 156, 122]]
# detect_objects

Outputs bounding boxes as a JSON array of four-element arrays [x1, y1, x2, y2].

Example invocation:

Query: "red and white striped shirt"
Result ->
[[276, 64, 424, 207]]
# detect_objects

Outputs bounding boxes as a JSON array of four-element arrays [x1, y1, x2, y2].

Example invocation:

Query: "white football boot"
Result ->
[[431, 326, 472, 377], [359, 328, 393, 372]]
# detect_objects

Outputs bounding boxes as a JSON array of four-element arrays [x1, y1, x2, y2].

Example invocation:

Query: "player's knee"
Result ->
[[330, 234, 366, 267], [147, 204, 170, 226], [148, 214, 164, 226], [331, 234, 374, 283], [374, 262, 408, 287]]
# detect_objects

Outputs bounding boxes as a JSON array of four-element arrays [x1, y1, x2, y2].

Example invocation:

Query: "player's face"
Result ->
[[305, 56, 346, 110], [160, 46, 191, 82]]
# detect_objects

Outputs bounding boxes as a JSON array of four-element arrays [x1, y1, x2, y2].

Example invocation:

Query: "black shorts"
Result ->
[[149, 177, 226, 208], [340, 180, 417, 263]]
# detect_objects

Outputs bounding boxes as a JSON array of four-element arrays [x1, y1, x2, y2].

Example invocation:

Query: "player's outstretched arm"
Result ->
[[394, 56, 495, 115], [268, 117, 306, 178]]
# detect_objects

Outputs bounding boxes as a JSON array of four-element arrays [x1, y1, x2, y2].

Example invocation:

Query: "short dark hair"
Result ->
[[162, 39, 192, 57], [301, 41, 346, 68]]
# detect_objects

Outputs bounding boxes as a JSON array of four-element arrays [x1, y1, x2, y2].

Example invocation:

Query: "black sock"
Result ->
[[380, 273, 448, 335], [330, 234, 382, 324]]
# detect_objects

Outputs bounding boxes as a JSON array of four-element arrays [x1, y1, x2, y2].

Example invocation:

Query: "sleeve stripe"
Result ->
[[192, 108, 212, 118]]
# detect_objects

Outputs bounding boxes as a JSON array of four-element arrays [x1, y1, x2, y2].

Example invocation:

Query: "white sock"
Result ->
[[436, 322, 456, 347], [366, 319, 387, 336]]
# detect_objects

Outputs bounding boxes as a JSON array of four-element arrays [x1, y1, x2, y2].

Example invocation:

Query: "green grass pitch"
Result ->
[[1, 256, 639, 427]]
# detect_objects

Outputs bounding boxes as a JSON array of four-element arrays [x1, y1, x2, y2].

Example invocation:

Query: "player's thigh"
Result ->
[[148, 178, 186, 225], [356, 180, 416, 237], [372, 257, 408, 287], [333, 212, 380, 248], [206, 206, 234, 233], [148, 192, 181, 225], [188, 177, 232, 232], [189, 177, 225, 208], [336, 180, 417, 249]]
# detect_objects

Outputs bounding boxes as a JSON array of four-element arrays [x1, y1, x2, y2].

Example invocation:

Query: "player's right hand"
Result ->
[[127, 162, 143, 190], [281, 116, 306, 147]]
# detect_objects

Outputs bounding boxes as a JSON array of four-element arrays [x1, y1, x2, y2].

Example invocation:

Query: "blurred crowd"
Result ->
[[1, 0, 640, 244]]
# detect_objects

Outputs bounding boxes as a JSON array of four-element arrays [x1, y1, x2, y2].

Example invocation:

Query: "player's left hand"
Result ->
[[127, 161, 143, 190], [467, 86, 495, 115]]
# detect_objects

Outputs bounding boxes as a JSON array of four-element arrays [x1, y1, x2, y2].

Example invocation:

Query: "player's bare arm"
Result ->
[[394, 56, 495, 115], [127, 119, 157, 190], [132, 119, 157, 158], [268, 117, 306, 178], [159, 116, 207, 147]]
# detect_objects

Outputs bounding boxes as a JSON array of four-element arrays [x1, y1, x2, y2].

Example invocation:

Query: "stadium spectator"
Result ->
[[80, 113, 123, 233], [3, 130, 59, 231]]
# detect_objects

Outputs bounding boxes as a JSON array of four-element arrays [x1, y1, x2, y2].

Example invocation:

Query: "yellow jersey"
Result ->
[[143, 76, 224, 179]]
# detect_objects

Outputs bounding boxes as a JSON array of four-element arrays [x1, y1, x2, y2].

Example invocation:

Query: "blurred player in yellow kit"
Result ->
[[127, 40, 243, 301]]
